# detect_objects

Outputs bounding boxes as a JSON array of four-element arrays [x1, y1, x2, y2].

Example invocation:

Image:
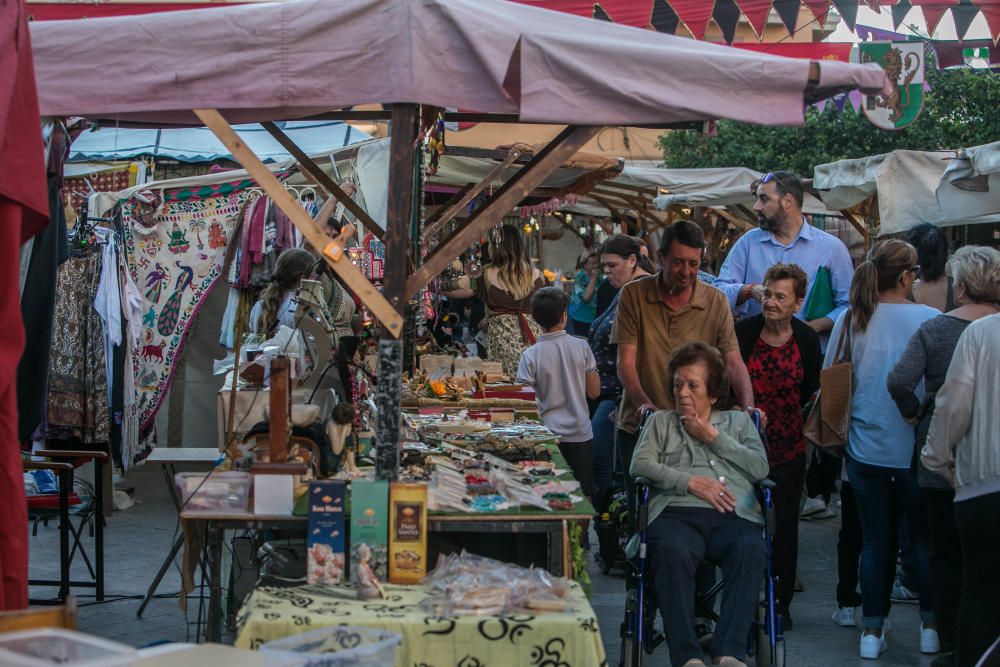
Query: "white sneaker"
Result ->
[[860, 632, 888, 659], [802, 497, 827, 517], [921, 624, 940, 654], [832, 606, 858, 627]]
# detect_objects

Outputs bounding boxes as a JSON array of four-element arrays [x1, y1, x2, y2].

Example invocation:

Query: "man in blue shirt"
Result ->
[[715, 171, 854, 339]]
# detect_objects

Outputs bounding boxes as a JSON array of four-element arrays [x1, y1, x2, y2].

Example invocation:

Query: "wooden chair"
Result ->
[[0, 597, 77, 632]]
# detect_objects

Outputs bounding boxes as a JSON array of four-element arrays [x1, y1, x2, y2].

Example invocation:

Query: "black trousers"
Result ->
[[955, 491, 1000, 667], [558, 440, 595, 501], [806, 448, 840, 503], [924, 487, 962, 654], [647, 507, 767, 667], [769, 455, 806, 616]]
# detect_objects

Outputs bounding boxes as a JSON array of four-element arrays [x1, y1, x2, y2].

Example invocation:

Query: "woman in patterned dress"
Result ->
[[735, 263, 821, 629], [442, 224, 544, 377]]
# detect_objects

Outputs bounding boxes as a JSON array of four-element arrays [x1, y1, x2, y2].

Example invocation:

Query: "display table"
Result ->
[[234, 582, 607, 667]]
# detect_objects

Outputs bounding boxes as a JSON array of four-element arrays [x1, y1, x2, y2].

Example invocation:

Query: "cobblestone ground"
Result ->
[[29, 461, 932, 665]]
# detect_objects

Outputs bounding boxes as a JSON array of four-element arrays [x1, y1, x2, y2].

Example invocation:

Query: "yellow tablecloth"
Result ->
[[235, 582, 607, 667]]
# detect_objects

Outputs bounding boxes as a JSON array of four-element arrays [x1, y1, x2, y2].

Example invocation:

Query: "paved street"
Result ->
[[29, 462, 933, 665]]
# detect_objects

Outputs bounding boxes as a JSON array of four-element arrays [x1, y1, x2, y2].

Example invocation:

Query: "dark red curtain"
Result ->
[[0, 0, 49, 611]]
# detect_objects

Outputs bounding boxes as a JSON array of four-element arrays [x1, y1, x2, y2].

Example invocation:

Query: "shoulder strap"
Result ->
[[832, 309, 853, 363]]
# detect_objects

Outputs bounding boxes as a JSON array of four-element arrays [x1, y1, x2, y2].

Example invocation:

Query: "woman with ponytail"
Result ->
[[250, 248, 316, 335], [825, 239, 940, 660]]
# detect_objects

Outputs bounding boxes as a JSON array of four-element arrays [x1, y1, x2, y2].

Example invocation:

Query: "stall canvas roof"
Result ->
[[68, 121, 370, 163], [813, 145, 1000, 235], [30, 0, 888, 127]]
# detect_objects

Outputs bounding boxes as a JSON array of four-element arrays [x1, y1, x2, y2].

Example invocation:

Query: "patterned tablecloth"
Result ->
[[235, 582, 608, 667]]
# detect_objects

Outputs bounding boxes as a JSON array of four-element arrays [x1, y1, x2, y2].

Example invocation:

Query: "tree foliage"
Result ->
[[659, 67, 1000, 176]]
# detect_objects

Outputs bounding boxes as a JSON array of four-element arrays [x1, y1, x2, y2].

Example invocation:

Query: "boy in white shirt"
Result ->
[[517, 287, 601, 501]]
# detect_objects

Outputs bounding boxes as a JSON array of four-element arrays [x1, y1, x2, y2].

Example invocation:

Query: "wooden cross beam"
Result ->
[[421, 148, 521, 241], [261, 121, 386, 241], [404, 125, 601, 300], [195, 109, 403, 337]]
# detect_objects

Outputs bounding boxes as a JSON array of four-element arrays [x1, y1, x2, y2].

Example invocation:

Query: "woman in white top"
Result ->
[[250, 248, 316, 335], [826, 239, 940, 660]]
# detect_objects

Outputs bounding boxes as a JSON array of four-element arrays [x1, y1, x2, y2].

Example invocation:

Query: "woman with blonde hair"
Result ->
[[250, 247, 316, 335], [443, 224, 544, 376], [888, 245, 1000, 666], [826, 239, 940, 660]]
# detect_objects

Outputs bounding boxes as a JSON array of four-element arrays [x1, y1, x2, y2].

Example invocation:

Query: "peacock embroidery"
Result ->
[[157, 261, 195, 336], [144, 262, 168, 304]]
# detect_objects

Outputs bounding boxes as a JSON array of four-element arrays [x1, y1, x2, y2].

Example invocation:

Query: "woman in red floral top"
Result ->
[[735, 263, 821, 629]]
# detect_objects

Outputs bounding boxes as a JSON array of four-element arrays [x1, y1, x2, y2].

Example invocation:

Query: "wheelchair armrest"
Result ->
[[23, 461, 73, 473], [634, 476, 653, 487], [36, 450, 109, 463], [757, 479, 776, 490]]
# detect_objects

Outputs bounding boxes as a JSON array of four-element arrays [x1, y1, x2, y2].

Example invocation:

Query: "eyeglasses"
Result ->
[[753, 172, 797, 197], [908, 265, 922, 276]]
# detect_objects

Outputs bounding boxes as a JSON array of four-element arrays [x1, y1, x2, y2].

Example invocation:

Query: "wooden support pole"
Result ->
[[194, 109, 403, 336], [261, 121, 385, 240], [374, 103, 420, 481], [268, 356, 290, 463], [404, 125, 601, 300]]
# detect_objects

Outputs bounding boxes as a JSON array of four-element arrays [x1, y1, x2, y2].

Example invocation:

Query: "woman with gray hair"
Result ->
[[888, 244, 1000, 667]]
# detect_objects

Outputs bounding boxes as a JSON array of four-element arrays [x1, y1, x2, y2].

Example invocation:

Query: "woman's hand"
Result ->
[[680, 414, 719, 444], [687, 476, 737, 513]]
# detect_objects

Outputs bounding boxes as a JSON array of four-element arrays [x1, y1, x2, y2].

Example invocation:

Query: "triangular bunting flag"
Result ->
[[980, 4, 1000, 43], [832, 0, 859, 31], [650, 0, 680, 33], [593, 3, 613, 21], [713, 0, 743, 42], [736, 0, 773, 38], [891, 0, 913, 30], [802, 0, 832, 28], [951, 3, 979, 41], [773, 0, 800, 34], [668, 0, 716, 40], [918, 3, 953, 38]]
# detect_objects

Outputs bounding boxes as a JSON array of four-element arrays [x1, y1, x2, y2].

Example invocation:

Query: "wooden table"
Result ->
[[181, 504, 590, 643], [139, 448, 222, 617]]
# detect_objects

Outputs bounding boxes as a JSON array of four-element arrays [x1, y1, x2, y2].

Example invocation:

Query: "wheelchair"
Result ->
[[618, 413, 785, 667]]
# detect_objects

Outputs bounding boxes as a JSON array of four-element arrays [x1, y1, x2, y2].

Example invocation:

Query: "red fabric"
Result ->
[[27, 493, 83, 510], [0, 0, 46, 610], [0, 0, 47, 242], [0, 201, 29, 611], [746, 337, 806, 467], [729, 42, 855, 62]]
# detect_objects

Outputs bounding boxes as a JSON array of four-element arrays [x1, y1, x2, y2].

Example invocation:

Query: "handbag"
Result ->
[[803, 310, 853, 453]]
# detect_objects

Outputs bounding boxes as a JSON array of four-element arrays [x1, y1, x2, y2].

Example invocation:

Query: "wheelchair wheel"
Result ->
[[754, 627, 786, 667], [619, 633, 641, 667]]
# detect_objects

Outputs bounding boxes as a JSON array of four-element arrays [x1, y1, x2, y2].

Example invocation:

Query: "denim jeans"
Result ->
[[845, 454, 934, 629], [590, 399, 617, 507], [647, 507, 767, 667]]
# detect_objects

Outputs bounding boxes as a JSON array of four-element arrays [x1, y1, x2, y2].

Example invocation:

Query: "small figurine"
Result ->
[[355, 543, 385, 600]]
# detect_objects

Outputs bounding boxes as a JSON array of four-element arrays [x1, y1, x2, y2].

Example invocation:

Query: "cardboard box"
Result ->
[[388, 482, 428, 584], [350, 480, 388, 583], [307, 480, 346, 585]]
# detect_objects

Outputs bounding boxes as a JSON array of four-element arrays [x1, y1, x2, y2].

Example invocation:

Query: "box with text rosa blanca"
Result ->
[[350, 479, 389, 583], [388, 482, 428, 584], [307, 480, 346, 585]]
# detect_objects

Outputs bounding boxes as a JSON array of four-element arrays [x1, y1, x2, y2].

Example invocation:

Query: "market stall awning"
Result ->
[[68, 121, 370, 163], [30, 0, 888, 127], [813, 146, 1000, 234]]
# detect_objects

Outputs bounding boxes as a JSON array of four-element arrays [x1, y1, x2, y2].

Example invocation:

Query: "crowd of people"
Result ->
[[431, 175, 999, 666]]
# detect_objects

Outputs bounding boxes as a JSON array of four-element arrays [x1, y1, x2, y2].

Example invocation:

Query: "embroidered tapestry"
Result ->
[[122, 189, 254, 432]]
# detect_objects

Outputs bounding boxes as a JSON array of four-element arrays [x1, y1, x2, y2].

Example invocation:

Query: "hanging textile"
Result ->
[[121, 189, 252, 433], [46, 250, 109, 444]]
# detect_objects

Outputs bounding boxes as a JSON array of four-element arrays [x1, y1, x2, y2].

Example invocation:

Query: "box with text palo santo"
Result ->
[[350, 480, 388, 582], [388, 482, 428, 584], [307, 480, 346, 585]]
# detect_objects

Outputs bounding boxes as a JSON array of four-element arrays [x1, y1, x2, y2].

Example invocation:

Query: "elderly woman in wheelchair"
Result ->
[[629, 342, 770, 667]]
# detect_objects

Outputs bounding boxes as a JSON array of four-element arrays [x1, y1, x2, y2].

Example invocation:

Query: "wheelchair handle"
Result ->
[[758, 478, 776, 490], [634, 476, 653, 487]]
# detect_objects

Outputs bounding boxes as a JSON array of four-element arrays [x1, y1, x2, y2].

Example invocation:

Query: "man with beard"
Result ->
[[716, 171, 853, 338], [717, 171, 854, 523]]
